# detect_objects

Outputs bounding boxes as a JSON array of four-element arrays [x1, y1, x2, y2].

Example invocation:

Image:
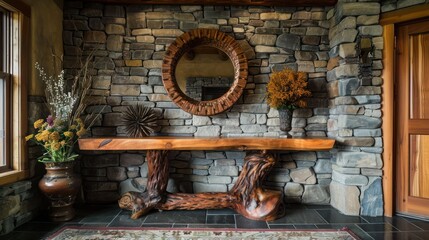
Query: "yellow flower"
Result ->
[[70, 125, 77, 130], [49, 131, 60, 141], [51, 142, 61, 151], [25, 134, 34, 141], [64, 131, 74, 138], [76, 128, 86, 137], [60, 140, 66, 146], [36, 130, 50, 142], [34, 119, 44, 129]]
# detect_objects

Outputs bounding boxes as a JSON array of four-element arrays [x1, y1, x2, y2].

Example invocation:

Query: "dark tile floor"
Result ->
[[3, 204, 429, 240]]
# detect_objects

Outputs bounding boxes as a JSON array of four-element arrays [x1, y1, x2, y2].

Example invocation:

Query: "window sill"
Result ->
[[0, 170, 29, 186]]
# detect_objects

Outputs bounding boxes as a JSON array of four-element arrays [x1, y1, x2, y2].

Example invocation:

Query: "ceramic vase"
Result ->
[[38, 161, 81, 222]]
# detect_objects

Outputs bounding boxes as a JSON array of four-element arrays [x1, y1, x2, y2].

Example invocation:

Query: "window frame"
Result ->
[[0, 0, 30, 185]]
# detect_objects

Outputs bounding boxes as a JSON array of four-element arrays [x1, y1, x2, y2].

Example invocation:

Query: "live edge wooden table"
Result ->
[[78, 137, 335, 221]]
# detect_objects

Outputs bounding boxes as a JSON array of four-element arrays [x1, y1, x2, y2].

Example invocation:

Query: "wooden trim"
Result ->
[[0, 0, 29, 184], [79, 137, 335, 151], [0, 0, 30, 17], [162, 29, 247, 116], [380, 4, 429, 25], [81, 0, 338, 7], [381, 3, 429, 217], [0, 170, 29, 185], [382, 24, 394, 217]]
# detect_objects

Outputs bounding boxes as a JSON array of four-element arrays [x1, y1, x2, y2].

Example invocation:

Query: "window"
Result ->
[[1, 5, 11, 172], [0, 0, 29, 185]]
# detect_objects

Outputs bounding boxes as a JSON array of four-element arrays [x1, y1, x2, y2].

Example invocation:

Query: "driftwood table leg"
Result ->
[[118, 150, 169, 219], [229, 150, 284, 221], [119, 150, 284, 221]]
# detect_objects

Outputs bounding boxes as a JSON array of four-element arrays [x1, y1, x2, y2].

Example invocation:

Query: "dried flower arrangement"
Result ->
[[266, 68, 312, 110], [122, 104, 159, 137], [25, 54, 95, 162]]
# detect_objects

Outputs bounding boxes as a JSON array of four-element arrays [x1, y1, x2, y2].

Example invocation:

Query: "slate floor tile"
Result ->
[[144, 210, 206, 224], [316, 209, 366, 224], [235, 215, 268, 229], [272, 208, 327, 224]]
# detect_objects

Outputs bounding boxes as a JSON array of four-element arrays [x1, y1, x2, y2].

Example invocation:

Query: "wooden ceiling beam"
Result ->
[[81, 0, 337, 7]]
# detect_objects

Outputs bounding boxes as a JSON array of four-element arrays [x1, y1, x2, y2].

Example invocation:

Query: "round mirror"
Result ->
[[175, 46, 234, 101], [162, 29, 248, 116]]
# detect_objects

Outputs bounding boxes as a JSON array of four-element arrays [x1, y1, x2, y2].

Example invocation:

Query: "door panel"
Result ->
[[396, 19, 429, 217]]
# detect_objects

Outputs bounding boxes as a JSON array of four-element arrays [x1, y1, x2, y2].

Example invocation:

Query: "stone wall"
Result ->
[[327, 0, 383, 216], [185, 77, 232, 101], [64, 1, 333, 206], [381, 0, 429, 12]]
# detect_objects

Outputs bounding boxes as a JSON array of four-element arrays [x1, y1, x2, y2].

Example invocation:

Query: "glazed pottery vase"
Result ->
[[38, 161, 81, 222]]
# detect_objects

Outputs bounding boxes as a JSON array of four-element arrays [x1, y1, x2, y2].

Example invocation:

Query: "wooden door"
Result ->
[[396, 19, 429, 217]]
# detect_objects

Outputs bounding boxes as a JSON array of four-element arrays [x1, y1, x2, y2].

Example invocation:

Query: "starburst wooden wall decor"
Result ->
[[121, 104, 159, 137]]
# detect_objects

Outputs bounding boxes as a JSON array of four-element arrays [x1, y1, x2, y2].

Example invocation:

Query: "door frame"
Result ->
[[381, 3, 429, 217]]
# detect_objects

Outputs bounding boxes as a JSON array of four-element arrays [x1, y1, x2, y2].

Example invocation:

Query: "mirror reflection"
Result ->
[[175, 46, 235, 101]]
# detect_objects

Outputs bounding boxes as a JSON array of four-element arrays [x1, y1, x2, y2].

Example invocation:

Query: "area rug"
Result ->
[[46, 226, 360, 240]]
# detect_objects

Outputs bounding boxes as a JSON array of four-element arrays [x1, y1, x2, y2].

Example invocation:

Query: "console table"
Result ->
[[78, 137, 335, 221]]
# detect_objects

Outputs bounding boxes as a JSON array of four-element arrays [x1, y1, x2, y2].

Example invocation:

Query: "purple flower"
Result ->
[[46, 115, 54, 127]]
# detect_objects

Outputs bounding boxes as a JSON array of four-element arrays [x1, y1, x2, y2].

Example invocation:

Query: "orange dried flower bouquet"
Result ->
[[266, 68, 312, 110]]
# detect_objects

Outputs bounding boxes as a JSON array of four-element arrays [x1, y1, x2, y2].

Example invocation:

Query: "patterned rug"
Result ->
[[46, 226, 360, 239]]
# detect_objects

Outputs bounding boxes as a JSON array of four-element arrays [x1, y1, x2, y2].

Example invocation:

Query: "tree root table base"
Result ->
[[118, 150, 284, 221], [78, 137, 335, 221]]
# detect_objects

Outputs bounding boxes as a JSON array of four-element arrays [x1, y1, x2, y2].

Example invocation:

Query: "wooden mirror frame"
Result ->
[[162, 29, 248, 116]]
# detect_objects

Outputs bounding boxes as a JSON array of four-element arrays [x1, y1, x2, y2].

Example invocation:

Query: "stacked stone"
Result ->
[[381, 0, 429, 12], [63, 1, 334, 206], [327, 0, 383, 216], [0, 181, 41, 234]]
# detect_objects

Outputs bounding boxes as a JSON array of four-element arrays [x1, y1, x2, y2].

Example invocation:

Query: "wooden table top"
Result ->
[[78, 136, 335, 151]]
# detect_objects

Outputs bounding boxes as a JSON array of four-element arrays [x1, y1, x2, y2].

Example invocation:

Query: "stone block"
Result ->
[[195, 126, 221, 137], [357, 15, 379, 26], [332, 164, 360, 174], [240, 124, 267, 133], [0, 196, 20, 220], [359, 25, 383, 36], [276, 33, 301, 50], [332, 170, 368, 186], [105, 24, 125, 35], [302, 184, 330, 204], [330, 29, 358, 48], [314, 159, 332, 173], [127, 11, 146, 29], [104, 5, 125, 17], [338, 115, 381, 129], [119, 179, 141, 195], [249, 34, 277, 46], [84, 31, 106, 43], [290, 168, 317, 184], [132, 50, 153, 60], [284, 182, 304, 197], [106, 167, 127, 181], [111, 85, 140, 96], [93, 57, 115, 70], [193, 182, 227, 193], [209, 166, 238, 176], [338, 2, 380, 17], [120, 153, 144, 167], [152, 29, 183, 37], [82, 154, 119, 168], [164, 109, 192, 119], [192, 116, 212, 126], [212, 118, 240, 126], [292, 152, 317, 161], [330, 180, 360, 216], [208, 176, 232, 184], [240, 113, 256, 124], [339, 43, 357, 58], [161, 126, 196, 134], [336, 151, 382, 169]]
